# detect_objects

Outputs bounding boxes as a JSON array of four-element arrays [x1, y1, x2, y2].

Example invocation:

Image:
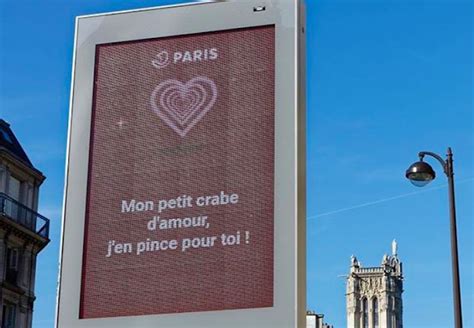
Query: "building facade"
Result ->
[[346, 240, 403, 328], [0, 119, 49, 328], [307, 311, 334, 328]]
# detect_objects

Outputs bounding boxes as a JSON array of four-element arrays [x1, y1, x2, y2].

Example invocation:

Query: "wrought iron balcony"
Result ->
[[0, 192, 49, 239]]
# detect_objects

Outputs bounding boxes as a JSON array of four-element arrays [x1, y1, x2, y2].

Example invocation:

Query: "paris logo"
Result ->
[[151, 51, 170, 69]]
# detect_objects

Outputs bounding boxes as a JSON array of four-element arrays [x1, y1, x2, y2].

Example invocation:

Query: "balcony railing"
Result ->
[[355, 267, 384, 273], [0, 192, 49, 239]]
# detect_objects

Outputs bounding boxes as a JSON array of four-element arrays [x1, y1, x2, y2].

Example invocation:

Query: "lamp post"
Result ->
[[405, 147, 463, 328]]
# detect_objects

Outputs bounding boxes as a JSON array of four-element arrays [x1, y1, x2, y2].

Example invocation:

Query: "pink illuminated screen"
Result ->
[[80, 25, 275, 319]]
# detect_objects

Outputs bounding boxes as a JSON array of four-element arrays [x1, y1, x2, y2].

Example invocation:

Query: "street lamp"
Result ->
[[405, 147, 463, 328]]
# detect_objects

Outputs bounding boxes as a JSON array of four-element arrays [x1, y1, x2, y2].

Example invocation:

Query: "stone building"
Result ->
[[346, 240, 403, 328], [0, 119, 50, 328], [307, 310, 334, 328]]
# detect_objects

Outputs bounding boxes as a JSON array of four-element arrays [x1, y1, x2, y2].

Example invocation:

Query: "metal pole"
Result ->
[[446, 147, 463, 328]]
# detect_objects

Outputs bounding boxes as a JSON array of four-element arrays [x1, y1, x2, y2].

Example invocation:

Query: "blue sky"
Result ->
[[0, 0, 472, 327]]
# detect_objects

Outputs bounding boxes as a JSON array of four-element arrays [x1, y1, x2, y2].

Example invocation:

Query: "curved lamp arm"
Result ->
[[418, 148, 452, 177]]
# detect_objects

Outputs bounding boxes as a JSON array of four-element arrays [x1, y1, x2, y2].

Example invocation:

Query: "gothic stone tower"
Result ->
[[346, 240, 403, 328]]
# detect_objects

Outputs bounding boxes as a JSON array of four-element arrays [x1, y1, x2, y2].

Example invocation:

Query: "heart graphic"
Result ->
[[150, 76, 218, 137], [151, 51, 170, 69]]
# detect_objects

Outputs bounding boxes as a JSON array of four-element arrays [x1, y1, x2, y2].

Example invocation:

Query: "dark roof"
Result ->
[[0, 119, 34, 167]]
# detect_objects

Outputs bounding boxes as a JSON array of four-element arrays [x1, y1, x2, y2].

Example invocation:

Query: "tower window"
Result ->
[[362, 298, 368, 328], [373, 297, 379, 328]]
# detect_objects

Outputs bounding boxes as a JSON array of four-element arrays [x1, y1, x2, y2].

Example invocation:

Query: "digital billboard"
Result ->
[[57, 1, 306, 327], [81, 25, 275, 319]]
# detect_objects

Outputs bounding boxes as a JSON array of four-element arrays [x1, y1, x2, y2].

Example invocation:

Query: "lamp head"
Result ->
[[405, 160, 436, 187]]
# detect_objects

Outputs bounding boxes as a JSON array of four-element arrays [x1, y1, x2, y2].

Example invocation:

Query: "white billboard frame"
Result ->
[[57, 1, 306, 327]]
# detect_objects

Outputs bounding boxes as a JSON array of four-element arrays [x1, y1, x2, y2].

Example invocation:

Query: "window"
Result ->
[[7, 176, 20, 201], [373, 297, 379, 328], [5, 247, 19, 285], [0, 126, 13, 144], [362, 298, 368, 328], [1, 302, 16, 328], [7, 247, 19, 270], [5, 176, 21, 220]]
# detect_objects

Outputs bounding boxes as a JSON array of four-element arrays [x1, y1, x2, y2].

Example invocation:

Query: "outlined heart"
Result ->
[[150, 76, 218, 137]]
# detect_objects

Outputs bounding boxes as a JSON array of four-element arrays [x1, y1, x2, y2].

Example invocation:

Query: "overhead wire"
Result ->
[[307, 177, 473, 220]]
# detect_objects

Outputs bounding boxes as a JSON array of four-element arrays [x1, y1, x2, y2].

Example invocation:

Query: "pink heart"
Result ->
[[150, 77, 217, 137]]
